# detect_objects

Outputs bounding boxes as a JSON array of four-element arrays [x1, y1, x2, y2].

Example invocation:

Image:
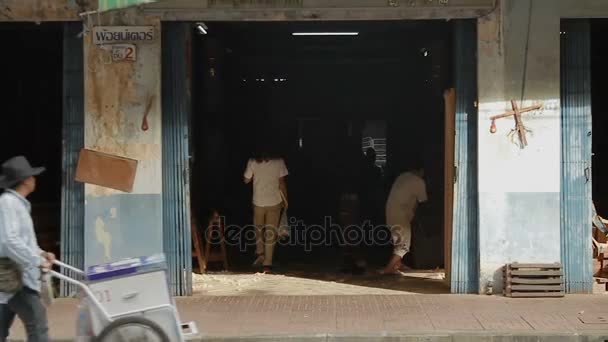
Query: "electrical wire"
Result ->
[[520, 0, 533, 106]]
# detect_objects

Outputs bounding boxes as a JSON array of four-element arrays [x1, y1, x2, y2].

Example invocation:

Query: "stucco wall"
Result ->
[[0, 0, 93, 21], [83, 9, 163, 266], [477, 0, 608, 294]]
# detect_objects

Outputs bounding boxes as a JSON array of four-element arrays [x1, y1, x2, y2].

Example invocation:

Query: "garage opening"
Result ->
[[0, 23, 64, 262], [189, 21, 454, 293], [591, 19, 608, 279]]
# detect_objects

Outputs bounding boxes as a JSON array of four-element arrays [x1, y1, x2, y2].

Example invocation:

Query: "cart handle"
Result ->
[[52, 260, 86, 276], [47, 270, 112, 323]]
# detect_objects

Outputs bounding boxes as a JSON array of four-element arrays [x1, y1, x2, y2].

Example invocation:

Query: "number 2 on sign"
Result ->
[[111, 44, 136, 62], [95, 290, 111, 303]]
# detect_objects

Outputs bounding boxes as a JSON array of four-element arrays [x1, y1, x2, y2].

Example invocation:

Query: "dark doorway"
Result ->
[[190, 21, 453, 281], [0, 23, 64, 260], [591, 19, 608, 278], [592, 20, 608, 214]]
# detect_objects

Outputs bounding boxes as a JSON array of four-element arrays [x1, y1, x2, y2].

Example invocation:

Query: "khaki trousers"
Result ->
[[254, 203, 282, 266], [389, 222, 412, 258]]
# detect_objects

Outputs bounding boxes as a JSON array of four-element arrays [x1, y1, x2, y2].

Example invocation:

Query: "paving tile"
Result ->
[[563, 312, 608, 332], [246, 295, 294, 312], [473, 312, 533, 331], [9, 294, 608, 341], [336, 316, 384, 333], [520, 313, 576, 331], [429, 313, 484, 331], [383, 317, 435, 332]]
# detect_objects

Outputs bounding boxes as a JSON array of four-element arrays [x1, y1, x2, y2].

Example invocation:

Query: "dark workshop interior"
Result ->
[[0, 22, 64, 260], [591, 20, 608, 216], [591, 19, 608, 277], [189, 20, 455, 279]]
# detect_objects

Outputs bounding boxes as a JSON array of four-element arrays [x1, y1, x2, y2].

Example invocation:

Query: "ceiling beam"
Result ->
[[143, 0, 495, 21]]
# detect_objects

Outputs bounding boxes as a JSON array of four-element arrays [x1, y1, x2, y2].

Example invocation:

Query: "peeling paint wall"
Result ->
[[144, 0, 496, 20], [477, 0, 608, 294], [0, 0, 94, 21], [83, 9, 163, 266]]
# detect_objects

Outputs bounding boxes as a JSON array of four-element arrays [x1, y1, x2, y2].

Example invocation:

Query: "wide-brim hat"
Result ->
[[0, 156, 45, 189]]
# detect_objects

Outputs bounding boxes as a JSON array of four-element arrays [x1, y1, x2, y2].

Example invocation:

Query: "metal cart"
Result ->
[[48, 254, 198, 341]]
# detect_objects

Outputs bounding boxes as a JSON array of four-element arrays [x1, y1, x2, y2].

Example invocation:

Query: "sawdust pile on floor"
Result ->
[[193, 273, 407, 296], [192, 271, 445, 296]]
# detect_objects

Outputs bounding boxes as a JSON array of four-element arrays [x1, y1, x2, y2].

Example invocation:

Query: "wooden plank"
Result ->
[[191, 220, 206, 274], [145, 0, 498, 19], [489, 104, 544, 120], [508, 285, 564, 291], [507, 292, 565, 298], [508, 277, 563, 285], [75, 149, 138, 192], [512, 100, 526, 147], [509, 263, 562, 269], [508, 270, 563, 276]]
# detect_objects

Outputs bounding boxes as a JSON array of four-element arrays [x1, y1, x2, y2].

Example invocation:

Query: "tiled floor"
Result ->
[[9, 294, 608, 341], [7, 267, 608, 341]]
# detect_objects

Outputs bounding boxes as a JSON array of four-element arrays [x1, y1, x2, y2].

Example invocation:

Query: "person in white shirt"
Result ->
[[244, 150, 288, 273], [382, 166, 427, 275], [0, 156, 55, 342]]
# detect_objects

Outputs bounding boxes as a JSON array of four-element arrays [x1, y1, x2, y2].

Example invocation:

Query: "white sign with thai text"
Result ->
[[93, 26, 155, 45], [111, 44, 137, 62]]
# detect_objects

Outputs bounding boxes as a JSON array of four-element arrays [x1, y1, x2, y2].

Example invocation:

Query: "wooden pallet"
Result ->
[[504, 263, 564, 298]]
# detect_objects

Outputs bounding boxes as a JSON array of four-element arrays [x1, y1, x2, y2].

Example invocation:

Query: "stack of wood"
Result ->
[[503, 263, 564, 298]]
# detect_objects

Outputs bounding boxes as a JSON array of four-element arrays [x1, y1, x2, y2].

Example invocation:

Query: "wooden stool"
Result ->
[[191, 219, 206, 274], [202, 211, 228, 272]]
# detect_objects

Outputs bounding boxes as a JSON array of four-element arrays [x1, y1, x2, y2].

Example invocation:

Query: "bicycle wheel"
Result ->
[[95, 317, 170, 342]]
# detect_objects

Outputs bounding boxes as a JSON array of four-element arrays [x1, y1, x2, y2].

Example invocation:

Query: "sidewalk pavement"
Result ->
[[7, 294, 608, 341]]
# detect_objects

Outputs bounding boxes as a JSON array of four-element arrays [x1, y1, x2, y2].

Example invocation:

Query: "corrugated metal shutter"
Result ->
[[162, 22, 193, 296], [60, 22, 85, 297], [560, 19, 593, 294], [451, 19, 479, 294]]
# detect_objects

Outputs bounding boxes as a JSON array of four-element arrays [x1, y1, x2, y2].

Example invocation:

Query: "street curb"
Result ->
[[193, 332, 608, 342], [7, 331, 608, 341], [8, 334, 608, 342]]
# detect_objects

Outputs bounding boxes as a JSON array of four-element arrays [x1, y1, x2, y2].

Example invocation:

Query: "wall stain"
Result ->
[[0, 0, 95, 21], [84, 12, 162, 198], [94, 216, 112, 260]]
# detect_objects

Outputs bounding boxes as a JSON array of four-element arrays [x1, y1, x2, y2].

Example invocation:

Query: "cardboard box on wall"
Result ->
[[75, 149, 138, 193]]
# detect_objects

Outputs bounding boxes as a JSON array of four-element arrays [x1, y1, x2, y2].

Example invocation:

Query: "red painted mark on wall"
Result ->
[[142, 94, 155, 131]]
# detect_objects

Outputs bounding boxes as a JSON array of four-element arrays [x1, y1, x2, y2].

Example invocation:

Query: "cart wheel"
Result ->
[[95, 317, 170, 342]]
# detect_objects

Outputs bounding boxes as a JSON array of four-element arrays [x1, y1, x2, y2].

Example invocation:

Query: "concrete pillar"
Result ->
[[83, 10, 163, 266], [477, 0, 561, 293]]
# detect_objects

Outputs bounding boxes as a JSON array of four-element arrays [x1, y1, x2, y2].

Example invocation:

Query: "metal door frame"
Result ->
[[560, 19, 593, 294], [450, 19, 479, 294], [60, 22, 85, 297]]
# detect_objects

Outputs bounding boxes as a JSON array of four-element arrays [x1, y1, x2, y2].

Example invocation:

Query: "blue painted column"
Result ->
[[161, 22, 193, 296], [451, 19, 479, 294], [560, 19, 593, 294], [61, 22, 85, 297]]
